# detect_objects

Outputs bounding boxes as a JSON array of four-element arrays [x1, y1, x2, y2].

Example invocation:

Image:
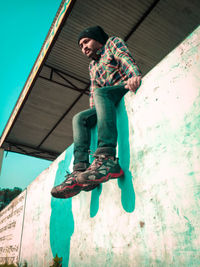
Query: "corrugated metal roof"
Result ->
[[1, 0, 200, 160]]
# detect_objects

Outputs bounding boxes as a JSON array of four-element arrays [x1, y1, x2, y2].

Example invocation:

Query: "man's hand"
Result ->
[[124, 76, 142, 92]]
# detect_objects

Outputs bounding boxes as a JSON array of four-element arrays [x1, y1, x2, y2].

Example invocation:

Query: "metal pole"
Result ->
[[0, 148, 4, 175]]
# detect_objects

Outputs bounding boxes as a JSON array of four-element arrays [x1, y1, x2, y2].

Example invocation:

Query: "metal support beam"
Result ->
[[0, 148, 4, 175], [124, 0, 161, 42], [37, 84, 90, 149], [54, 69, 83, 91], [44, 64, 89, 85], [4, 141, 58, 161], [50, 68, 53, 80], [39, 64, 90, 95], [39, 75, 89, 95]]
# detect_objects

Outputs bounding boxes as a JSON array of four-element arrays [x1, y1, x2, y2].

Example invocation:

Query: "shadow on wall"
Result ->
[[89, 126, 103, 218], [50, 145, 74, 267]]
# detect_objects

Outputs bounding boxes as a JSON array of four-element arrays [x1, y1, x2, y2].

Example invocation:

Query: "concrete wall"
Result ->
[[0, 26, 200, 266], [0, 190, 26, 265]]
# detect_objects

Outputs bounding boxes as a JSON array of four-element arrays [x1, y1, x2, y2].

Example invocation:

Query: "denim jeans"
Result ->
[[72, 85, 128, 171]]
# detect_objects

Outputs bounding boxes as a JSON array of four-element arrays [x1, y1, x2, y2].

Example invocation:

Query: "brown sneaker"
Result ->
[[76, 154, 124, 185], [51, 171, 85, 199]]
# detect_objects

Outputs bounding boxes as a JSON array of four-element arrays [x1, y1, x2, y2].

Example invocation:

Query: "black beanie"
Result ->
[[78, 26, 109, 45]]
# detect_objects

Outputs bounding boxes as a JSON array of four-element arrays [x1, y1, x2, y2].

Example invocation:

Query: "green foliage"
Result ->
[[50, 254, 62, 267], [0, 187, 22, 211], [0, 260, 28, 267], [21, 261, 28, 267], [0, 255, 62, 267]]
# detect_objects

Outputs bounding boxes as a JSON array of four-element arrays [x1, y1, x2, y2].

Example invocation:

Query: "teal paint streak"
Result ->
[[89, 127, 102, 217], [183, 99, 200, 146], [174, 216, 198, 266], [184, 216, 195, 236], [88, 98, 135, 214], [137, 150, 145, 161], [182, 97, 200, 203], [88, 98, 135, 216], [90, 184, 102, 218], [50, 145, 74, 267], [188, 171, 195, 176], [117, 99, 135, 213]]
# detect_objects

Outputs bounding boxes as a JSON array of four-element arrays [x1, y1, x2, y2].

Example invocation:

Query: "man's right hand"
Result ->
[[124, 76, 142, 92]]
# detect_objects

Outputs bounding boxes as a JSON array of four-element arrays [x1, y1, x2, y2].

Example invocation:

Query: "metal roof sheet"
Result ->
[[1, 0, 200, 160]]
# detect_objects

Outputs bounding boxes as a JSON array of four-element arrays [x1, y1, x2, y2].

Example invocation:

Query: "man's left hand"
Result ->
[[124, 76, 142, 92]]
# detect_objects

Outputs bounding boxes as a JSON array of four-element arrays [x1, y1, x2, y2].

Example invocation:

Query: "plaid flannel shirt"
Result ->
[[88, 36, 142, 108]]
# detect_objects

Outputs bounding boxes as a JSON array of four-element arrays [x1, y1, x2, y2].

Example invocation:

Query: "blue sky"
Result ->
[[0, 0, 62, 189]]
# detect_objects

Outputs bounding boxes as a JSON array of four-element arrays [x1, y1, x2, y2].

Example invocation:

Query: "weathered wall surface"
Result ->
[[0, 26, 200, 267], [0, 190, 26, 265]]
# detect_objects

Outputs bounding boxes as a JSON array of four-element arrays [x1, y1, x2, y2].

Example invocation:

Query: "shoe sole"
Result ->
[[82, 184, 99, 192], [51, 189, 81, 199], [51, 181, 85, 199], [78, 168, 124, 184]]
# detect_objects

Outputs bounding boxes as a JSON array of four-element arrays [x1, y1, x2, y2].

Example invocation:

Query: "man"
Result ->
[[51, 26, 141, 199]]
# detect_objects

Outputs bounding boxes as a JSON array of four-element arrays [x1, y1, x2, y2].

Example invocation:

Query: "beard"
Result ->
[[87, 48, 100, 60]]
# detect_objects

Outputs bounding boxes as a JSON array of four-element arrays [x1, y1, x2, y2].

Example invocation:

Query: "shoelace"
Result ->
[[88, 154, 108, 170], [64, 171, 79, 184]]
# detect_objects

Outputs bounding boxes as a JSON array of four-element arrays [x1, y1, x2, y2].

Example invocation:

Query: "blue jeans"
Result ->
[[72, 85, 128, 171]]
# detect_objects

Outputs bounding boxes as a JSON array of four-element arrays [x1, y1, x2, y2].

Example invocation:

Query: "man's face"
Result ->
[[79, 37, 102, 59]]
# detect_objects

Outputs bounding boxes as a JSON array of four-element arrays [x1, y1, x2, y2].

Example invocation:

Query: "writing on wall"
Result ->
[[0, 190, 26, 265]]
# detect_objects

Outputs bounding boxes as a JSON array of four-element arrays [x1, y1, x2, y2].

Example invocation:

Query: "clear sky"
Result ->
[[0, 0, 62, 189]]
